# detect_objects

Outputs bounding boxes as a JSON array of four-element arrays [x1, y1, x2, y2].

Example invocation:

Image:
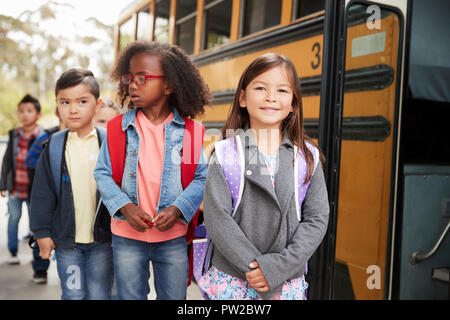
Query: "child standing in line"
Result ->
[[93, 99, 121, 128], [0, 94, 45, 267], [94, 41, 210, 300], [25, 106, 65, 284], [199, 53, 329, 300], [30, 68, 113, 300]]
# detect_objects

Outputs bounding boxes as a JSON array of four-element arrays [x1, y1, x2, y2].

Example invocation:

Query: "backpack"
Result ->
[[48, 128, 106, 198], [192, 135, 319, 299], [106, 113, 205, 286], [41, 127, 111, 249]]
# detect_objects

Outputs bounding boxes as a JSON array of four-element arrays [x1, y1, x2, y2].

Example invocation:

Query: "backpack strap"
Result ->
[[95, 126, 106, 145], [180, 118, 205, 287], [48, 129, 68, 199], [180, 118, 205, 189], [293, 143, 319, 221], [106, 114, 126, 187], [182, 118, 205, 242], [49, 128, 107, 199], [214, 135, 245, 216]]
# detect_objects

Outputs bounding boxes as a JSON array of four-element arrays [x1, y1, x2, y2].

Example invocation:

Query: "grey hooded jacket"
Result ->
[[203, 129, 329, 299]]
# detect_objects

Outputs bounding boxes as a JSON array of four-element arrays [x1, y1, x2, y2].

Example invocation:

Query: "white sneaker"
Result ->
[[7, 255, 20, 265]]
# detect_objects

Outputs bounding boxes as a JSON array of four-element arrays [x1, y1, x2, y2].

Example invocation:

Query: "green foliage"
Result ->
[[0, 72, 24, 134], [0, 1, 115, 135]]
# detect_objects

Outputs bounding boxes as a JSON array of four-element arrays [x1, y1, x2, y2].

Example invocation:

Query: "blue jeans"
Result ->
[[7, 195, 30, 254], [55, 242, 113, 300], [7, 194, 49, 271], [112, 234, 188, 300]]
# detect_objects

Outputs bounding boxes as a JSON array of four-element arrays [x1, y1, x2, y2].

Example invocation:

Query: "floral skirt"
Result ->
[[198, 266, 308, 300]]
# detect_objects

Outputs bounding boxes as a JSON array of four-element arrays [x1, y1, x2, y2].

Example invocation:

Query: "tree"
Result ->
[[0, 1, 115, 134]]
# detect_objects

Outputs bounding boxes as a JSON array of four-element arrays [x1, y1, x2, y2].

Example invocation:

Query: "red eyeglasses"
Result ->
[[121, 74, 164, 85]]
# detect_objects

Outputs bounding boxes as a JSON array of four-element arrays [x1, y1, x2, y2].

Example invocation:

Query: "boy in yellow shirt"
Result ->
[[30, 68, 113, 300]]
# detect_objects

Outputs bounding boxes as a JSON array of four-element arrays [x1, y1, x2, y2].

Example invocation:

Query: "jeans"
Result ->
[[55, 242, 113, 300], [7, 194, 49, 271], [7, 195, 30, 254], [112, 234, 188, 300]]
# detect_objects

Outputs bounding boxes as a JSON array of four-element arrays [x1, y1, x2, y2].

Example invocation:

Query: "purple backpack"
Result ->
[[193, 135, 319, 298]]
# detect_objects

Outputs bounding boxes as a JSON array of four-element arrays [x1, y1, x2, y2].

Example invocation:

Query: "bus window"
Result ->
[[203, 0, 232, 50], [154, 0, 170, 43], [241, 0, 282, 37], [175, 0, 197, 54], [292, 0, 325, 20], [119, 16, 136, 52], [137, 5, 151, 41]]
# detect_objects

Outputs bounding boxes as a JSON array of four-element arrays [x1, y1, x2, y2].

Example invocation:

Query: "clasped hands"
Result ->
[[120, 203, 270, 292], [120, 203, 181, 232], [246, 261, 270, 292]]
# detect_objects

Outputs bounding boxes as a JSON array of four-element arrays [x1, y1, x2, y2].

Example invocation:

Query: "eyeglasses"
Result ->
[[121, 74, 164, 85]]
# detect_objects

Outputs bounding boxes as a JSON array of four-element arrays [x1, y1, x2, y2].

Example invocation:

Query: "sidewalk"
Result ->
[[0, 197, 203, 300]]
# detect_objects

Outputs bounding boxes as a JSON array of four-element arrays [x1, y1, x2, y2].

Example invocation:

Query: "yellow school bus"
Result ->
[[114, 0, 450, 300]]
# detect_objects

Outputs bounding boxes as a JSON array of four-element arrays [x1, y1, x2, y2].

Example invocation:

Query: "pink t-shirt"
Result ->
[[111, 109, 188, 243]]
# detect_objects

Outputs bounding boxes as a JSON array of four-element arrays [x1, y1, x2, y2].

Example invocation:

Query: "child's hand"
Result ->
[[120, 203, 152, 232], [0, 190, 7, 197], [246, 261, 270, 292], [37, 237, 55, 259], [153, 206, 182, 232]]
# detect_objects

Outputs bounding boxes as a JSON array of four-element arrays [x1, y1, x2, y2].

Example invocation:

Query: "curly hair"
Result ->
[[111, 41, 211, 119]]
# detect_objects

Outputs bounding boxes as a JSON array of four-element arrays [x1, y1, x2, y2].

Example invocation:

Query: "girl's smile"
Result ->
[[239, 65, 294, 131], [259, 106, 281, 112]]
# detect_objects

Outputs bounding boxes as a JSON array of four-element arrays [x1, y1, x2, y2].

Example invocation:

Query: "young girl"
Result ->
[[199, 53, 329, 300], [94, 41, 210, 300]]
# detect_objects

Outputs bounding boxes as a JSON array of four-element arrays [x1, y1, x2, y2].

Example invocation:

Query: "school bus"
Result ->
[[114, 0, 450, 299]]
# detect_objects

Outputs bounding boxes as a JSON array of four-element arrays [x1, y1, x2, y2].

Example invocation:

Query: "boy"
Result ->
[[0, 94, 45, 269], [30, 68, 113, 300], [25, 107, 65, 284]]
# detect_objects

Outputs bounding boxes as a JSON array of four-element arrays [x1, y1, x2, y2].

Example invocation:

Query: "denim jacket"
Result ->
[[94, 108, 207, 225]]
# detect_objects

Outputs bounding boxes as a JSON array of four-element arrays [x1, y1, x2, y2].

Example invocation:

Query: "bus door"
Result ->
[[394, 0, 450, 300], [316, 0, 408, 299]]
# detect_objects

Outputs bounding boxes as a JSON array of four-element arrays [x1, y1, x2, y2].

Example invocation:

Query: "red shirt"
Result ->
[[12, 126, 39, 199]]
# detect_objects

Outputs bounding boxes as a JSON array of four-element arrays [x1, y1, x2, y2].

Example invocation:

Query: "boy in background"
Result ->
[[25, 107, 65, 284], [0, 94, 45, 272]]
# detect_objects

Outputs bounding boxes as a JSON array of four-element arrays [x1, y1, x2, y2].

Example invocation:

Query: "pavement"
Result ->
[[0, 195, 203, 300]]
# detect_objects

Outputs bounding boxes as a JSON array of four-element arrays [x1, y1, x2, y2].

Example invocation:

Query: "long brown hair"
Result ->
[[222, 53, 324, 184]]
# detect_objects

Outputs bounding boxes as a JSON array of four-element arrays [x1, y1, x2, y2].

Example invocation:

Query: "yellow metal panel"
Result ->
[[194, 0, 204, 54], [149, 0, 155, 41], [198, 35, 323, 92], [196, 104, 231, 122], [169, 0, 176, 44], [230, 0, 241, 42], [281, 0, 294, 25]]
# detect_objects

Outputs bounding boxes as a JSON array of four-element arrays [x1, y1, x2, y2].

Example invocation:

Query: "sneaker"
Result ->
[[33, 271, 48, 284], [7, 255, 20, 265]]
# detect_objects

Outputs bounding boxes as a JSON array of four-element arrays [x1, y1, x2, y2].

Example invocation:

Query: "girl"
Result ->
[[199, 53, 329, 300], [94, 41, 210, 300]]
